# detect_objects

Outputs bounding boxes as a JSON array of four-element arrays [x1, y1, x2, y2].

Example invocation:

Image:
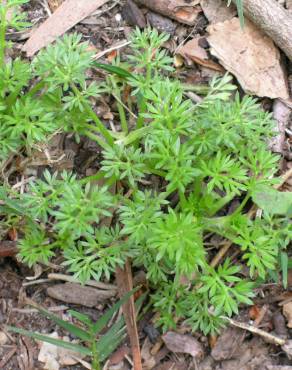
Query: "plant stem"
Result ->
[[136, 94, 146, 130], [110, 77, 128, 134], [71, 84, 114, 147], [182, 84, 210, 95], [90, 336, 101, 370], [26, 80, 47, 98], [232, 192, 251, 215], [84, 129, 110, 151]]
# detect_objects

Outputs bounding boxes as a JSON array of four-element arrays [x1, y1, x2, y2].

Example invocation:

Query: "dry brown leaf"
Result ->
[[22, 0, 110, 56], [177, 37, 224, 72], [207, 18, 289, 99], [201, 0, 236, 23], [162, 331, 204, 359], [283, 302, 292, 328]]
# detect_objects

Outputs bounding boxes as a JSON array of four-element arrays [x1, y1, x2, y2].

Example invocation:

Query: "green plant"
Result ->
[[0, 4, 291, 336], [8, 290, 140, 370]]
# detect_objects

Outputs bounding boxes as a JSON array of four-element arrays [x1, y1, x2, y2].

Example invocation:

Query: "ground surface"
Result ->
[[0, 0, 292, 369]]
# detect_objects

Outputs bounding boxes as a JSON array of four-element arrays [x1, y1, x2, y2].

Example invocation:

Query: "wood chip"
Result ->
[[22, 0, 110, 56], [207, 18, 289, 99], [47, 282, 116, 307], [162, 331, 204, 359]]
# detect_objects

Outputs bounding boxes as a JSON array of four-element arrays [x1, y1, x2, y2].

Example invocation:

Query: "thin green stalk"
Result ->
[[71, 84, 114, 147], [84, 129, 111, 151], [90, 334, 100, 370], [110, 77, 128, 134], [79, 171, 105, 185], [136, 95, 146, 130], [26, 80, 47, 98], [179, 190, 188, 210], [232, 192, 251, 216], [209, 192, 236, 216], [182, 84, 210, 95], [115, 95, 128, 134]]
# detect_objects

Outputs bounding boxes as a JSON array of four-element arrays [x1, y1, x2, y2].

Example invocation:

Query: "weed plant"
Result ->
[[1, 0, 291, 335]]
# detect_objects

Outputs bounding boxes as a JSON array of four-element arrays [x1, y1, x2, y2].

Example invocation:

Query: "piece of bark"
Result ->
[[116, 260, 142, 370], [162, 331, 204, 359], [121, 0, 146, 28], [133, 0, 201, 25], [177, 37, 224, 72], [207, 18, 289, 100], [22, 0, 110, 56], [231, 0, 292, 61], [270, 99, 291, 153], [201, 0, 236, 23], [47, 282, 116, 307]]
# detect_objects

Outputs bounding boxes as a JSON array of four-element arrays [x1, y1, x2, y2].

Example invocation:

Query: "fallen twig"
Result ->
[[222, 316, 286, 346], [116, 260, 142, 370]]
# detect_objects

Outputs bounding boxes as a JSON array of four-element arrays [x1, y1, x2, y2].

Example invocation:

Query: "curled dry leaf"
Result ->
[[283, 302, 292, 328], [207, 18, 289, 100], [162, 331, 204, 359], [177, 37, 224, 71]]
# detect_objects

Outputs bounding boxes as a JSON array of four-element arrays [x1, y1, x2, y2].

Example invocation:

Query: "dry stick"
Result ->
[[222, 316, 286, 346], [116, 260, 142, 370], [232, 0, 292, 60]]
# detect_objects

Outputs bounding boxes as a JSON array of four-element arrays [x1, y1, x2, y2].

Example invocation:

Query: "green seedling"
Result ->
[[1, 0, 291, 336]]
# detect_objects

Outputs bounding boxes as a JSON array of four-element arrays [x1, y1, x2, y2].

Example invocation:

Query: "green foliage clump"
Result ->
[[1, 1, 291, 337]]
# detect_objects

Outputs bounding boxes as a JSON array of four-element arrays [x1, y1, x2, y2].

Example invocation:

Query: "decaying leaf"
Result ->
[[252, 185, 292, 216], [162, 331, 204, 359], [283, 302, 292, 328], [207, 18, 289, 99], [201, 0, 236, 23], [177, 37, 224, 71], [22, 0, 110, 56]]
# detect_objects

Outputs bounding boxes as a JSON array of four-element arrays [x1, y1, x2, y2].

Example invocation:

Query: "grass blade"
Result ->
[[7, 326, 91, 356], [281, 251, 288, 289], [31, 305, 91, 341], [93, 62, 134, 79], [92, 287, 138, 334]]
